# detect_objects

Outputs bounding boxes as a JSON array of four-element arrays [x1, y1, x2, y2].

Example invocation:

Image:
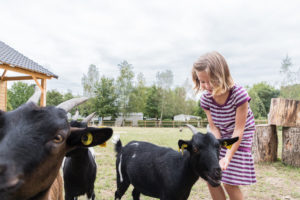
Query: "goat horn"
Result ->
[[82, 112, 96, 123], [26, 86, 41, 104], [70, 127, 85, 132], [185, 124, 198, 135], [72, 110, 80, 120], [56, 97, 89, 112]]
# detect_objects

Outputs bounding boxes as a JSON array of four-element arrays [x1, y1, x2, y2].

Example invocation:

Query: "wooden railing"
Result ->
[[94, 119, 268, 128]]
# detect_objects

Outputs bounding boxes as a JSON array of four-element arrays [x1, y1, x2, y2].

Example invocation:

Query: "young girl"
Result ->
[[192, 51, 256, 200]]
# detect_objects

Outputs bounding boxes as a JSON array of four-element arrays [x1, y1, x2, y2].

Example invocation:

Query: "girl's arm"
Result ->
[[204, 109, 222, 139], [220, 101, 248, 170]]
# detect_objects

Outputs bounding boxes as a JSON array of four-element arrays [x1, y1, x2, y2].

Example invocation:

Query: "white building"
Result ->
[[115, 112, 144, 126], [173, 114, 200, 121]]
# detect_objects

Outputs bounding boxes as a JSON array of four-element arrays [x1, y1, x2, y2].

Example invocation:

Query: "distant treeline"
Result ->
[[7, 55, 300, 120]]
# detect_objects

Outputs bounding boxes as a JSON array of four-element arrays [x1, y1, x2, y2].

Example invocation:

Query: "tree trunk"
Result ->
[[269, 98, 300, 127], [282, 127, 300, 167], [252, 124, 278, 163]]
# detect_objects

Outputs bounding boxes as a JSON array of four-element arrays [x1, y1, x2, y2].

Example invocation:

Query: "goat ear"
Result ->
[[67, 127, 113, 147], [178, 140, 191, 151], [218, 137, 239, 149]]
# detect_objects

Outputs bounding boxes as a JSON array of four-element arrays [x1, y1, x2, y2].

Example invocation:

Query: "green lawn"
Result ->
[[78, 127, 300, 200]]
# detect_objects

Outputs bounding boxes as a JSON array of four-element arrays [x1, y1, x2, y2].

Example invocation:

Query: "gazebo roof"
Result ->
[[0, 41, 58, 78]]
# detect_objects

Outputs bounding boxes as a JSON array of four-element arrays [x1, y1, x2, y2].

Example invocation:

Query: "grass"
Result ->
[[78, 127, 300, 200]]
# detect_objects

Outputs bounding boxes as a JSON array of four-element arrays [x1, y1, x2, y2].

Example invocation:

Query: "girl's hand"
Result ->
[[219, 157, 230, 171]]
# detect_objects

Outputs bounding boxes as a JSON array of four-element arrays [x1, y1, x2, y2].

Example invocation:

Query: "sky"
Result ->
[[0, 0, 299, 97]]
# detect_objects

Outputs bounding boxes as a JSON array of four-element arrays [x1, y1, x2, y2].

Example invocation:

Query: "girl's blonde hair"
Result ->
[[192, 51, 234, 96]]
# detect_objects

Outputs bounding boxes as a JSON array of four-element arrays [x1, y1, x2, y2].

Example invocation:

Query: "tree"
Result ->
[[250, 82, 280, 115], [7, 82, 34, 110], [183, 78, 196, 100], [63, 90, 74, 101], [75, 98, 96, 117], [145, 85, 161, 119], [128, 72, 147, 113], [280, 55, 295, 86], [81, 64, 100, 97], [94, 76, 119, 120], [116, 60, 134, 125], [6, 96, 13, 111], [185, 99, 198, 117], [163, 89, 175, 119], [194, 100, 206, 119], [46, 90, 64, 106], [173, 87, 187, 115], [279, 55, 300, 99], [280, 84, 300, 100], [248, 89, 267, 119], [156, 70, 174, 121]]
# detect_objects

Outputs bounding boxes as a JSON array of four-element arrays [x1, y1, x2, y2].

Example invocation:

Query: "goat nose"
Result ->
[[0, 164, 7, 175]]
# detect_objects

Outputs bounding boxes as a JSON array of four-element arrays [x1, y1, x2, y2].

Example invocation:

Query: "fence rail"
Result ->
[[93, 119, 268, 128]]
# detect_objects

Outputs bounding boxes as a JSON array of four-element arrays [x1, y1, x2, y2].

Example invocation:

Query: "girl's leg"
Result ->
[[223, 184, 243, 200], [207, 183, 226, 200]]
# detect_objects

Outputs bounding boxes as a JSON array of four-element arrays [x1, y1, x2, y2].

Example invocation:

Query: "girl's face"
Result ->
[[196, 71, 213, 94]]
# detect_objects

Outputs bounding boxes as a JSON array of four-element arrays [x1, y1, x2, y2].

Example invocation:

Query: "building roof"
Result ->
[[0, 41, 58, 78]]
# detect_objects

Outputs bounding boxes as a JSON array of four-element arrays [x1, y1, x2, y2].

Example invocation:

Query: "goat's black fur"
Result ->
[[114, 131, 238, 200]]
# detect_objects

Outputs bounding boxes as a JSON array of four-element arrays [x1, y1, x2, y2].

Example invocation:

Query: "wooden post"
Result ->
[[282, 127, 300, 167], [41, 79, 46, 106], [252, 124, 278, 163], [0, 80, 7, 111]]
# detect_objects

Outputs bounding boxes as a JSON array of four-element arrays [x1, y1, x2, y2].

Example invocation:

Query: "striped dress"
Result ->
[[200, 84, 257, 185]]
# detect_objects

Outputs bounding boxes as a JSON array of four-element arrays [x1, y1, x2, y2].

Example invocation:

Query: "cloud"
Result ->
[[1, 0, 299, 95]]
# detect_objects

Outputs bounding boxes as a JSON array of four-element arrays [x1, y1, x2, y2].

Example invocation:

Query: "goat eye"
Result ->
[[53, 134, 64, 143], [193, 147, 198, 153]]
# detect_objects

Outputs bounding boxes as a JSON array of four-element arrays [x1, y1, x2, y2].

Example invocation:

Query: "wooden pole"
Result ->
[[0, 80, 7, 111], [41, 79, 46, 107]]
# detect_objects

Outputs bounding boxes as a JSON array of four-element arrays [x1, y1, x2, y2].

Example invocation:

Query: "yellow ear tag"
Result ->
[[223, 141, 233, 150], [81, 133, 93, 146], [179, 144, 188, 155], [99, 142, 107, 147]]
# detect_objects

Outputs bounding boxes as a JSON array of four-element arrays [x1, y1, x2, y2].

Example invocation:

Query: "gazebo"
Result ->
[[0, 41, 58, 111]]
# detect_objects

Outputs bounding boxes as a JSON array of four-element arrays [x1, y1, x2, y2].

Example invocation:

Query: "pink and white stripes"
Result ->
[[200, 84, 256, 185]]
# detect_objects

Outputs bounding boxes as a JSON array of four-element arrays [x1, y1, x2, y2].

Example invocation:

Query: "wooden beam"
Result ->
[[1, 70, 7, 80], [0, 64, 53, 80], [32, 76, 43, 91], [2, 76, 43, 81], [40, 79, 47, 107]]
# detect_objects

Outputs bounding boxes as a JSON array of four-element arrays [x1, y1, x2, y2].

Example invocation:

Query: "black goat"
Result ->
[[113, 125, 238, 200], [63, 113, 98, 200], [0, 98, 112, 200]]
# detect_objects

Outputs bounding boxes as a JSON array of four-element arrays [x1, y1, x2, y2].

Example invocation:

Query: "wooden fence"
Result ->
[[96, 119, 268, 128]]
